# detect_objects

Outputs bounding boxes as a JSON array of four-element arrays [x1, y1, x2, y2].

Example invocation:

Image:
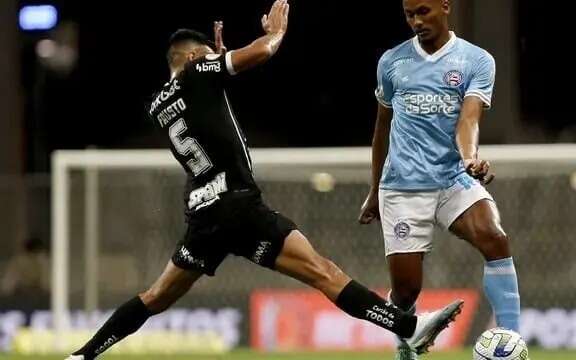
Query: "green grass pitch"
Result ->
[[0, 349, 573, 359]]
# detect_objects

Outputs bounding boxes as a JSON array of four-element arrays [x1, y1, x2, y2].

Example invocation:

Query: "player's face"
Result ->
[[403, 0, 449, 43]]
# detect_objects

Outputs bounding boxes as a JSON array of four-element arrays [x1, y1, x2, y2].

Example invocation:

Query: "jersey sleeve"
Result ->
[[464, 51, 496, 109], [181, 52, 237, 84], [374, 51, 394, 108]]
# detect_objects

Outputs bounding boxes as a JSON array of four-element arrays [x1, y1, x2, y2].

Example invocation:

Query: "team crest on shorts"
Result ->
[[444, 70, 463, 87], [394, 221, 411, 240]]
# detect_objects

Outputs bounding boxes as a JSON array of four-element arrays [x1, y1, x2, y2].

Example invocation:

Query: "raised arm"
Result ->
[[223, 0, 290, 75]]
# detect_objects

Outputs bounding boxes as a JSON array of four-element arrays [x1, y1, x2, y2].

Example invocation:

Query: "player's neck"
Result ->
[[419, 29, 451, 55]]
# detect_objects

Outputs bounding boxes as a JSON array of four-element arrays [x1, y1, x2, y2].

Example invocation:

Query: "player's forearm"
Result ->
[[456, 96, 485, 161], [230, 33, 285, 73], [370, 107, 391, 192], [370, 135, 386, 193], [253, 32, 285, 58], [456, 116, 480, 161]]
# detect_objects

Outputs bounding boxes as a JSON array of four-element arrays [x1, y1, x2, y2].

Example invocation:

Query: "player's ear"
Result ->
[[186, 52, 196, 62], [442, 0, 450, 14]]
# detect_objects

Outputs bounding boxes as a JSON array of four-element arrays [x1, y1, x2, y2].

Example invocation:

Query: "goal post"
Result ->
[[50, 147, 375, 347], [50, 144, 576, 350]]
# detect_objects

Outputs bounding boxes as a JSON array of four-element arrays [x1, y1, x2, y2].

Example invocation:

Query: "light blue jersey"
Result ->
[[375, 32, 495, 190]]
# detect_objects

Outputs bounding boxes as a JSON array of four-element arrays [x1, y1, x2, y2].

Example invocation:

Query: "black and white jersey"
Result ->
[[149, 53, 259, 212]]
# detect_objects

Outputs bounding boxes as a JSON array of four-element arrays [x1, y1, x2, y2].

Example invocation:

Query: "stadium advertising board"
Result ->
[[1, 304, 574, 353], [0, 308, 241, 354], [251, 289, 479, 351], [521, 308, 576, 349]]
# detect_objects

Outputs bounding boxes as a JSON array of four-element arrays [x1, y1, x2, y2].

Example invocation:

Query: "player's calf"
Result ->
[[390, 287, 421, 312], [69, 296, 154, 360], [140, 278, 192, 313], [483, 257, 521, 331], [450, 201, 520, 332], [139, 259, 201, 313], [68, 261, 201, 359]]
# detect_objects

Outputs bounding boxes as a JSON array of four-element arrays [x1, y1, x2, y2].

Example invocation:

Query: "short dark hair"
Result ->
[[168, 28, 216, 51], [167, 29, 216, 67]]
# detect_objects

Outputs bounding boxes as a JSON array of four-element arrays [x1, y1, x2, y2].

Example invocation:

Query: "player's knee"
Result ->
[[475, 226, 510, 260], [140, 284, 181, 314], [140, 288, 167, 314]]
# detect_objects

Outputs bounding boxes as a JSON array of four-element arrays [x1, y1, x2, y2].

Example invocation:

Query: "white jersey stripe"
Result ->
[[224, 92, 253, 172]]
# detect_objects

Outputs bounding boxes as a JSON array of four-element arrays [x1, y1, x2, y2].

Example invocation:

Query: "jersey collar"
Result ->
[[412, 31, 457, 62]]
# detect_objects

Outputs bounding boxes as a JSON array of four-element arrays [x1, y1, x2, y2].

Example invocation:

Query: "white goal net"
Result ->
[[50, 145, 576, 350]]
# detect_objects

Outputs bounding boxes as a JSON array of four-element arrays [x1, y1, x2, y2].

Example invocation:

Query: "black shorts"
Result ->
[[172, 194, 297, 276]]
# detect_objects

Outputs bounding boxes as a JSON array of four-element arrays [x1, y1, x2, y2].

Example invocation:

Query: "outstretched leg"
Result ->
[[274, 230, 462, 353], [68, 261, 202, 359]]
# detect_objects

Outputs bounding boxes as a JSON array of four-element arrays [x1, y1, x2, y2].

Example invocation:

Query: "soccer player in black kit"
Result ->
[[67, 1, 463, 358]]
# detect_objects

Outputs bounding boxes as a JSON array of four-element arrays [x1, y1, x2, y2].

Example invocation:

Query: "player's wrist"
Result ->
[[266, 30, 285, 37], [459, 148, 477, 161]]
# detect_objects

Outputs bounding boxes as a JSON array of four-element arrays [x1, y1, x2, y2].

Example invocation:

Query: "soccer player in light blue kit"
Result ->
[[359, 0, 521, 359]]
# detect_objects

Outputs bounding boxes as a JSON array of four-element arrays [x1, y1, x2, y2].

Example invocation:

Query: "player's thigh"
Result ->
[[227, 199, 347, 294], [437, 173, 496, 233], [449, 199, 501, 238], [439, 175, 510, 257], [449, 199, 510, 257], [228, 199, 297, 270], [172, 210, 229, 277], [148, 260, 203, 295], [379, 189, 437, 256]]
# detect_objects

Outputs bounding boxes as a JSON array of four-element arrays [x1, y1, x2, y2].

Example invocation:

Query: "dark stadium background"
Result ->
[[1, 1, 575, 357], [14, 0, 572, 173]]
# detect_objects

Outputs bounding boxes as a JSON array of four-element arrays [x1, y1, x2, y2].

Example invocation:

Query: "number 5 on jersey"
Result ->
[[169, 119, 213, 176]]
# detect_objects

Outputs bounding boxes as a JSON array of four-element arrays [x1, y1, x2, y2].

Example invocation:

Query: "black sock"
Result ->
[[73, 296, 153, 359], [335, 280, 416, 338]]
